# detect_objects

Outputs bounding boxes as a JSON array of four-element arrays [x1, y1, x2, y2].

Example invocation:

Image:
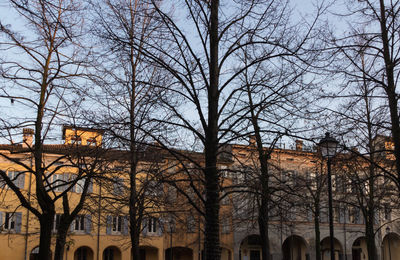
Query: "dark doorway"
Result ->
[[250, 250, 260, 260]]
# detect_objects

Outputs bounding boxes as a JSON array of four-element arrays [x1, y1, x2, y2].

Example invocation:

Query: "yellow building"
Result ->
[[0, 128, 399, 260], [0, 126, 234, 260]]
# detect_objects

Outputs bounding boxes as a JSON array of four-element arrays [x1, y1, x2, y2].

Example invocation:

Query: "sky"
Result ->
[[0, 0, 351, 147]]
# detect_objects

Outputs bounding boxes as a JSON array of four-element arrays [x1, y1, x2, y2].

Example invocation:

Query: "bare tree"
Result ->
[[329, 0, 400, 192], [0, 1, 93, 259], [87, 1, 168, 259], [130, 1, 328, 258]]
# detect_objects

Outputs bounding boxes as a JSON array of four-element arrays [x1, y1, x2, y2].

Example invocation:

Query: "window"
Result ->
[[4, 212, 15, 230], [336, 175, 345, 193], [350, 207, 362, 224], [106, 215, 127, 235], [53, 214, 62, 232], [166, 185, 177, 203], [112, 216, 123, 232], [306, 205, 313, 221], [7, 171, 25, 189], [74, 178, 85, 193], [333, 207, 340, 222], [145, 181, 162, 197], [148, 217, 157, 233], [306, 171, 317, 190], [52, 174, 66, 192], [187, 215, 196, 233], [74, 215, 85, 231], [113, 178, 125, 196], [2, 212, 22, 233], [221, 218, 230, 234]]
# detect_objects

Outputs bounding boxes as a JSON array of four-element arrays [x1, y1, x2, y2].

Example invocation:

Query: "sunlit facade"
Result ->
[[0, 128, 398, 260]]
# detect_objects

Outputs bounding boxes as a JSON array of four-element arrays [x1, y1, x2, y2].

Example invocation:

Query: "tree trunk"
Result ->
[[129, 165, 141, 260], [378, 0, 400, 189], [38, 213, 55, 260], [258, 207, 270, 260], [365, 212, 377, 260], [314, 206, 321, 260], [54, 218, 70, 260], [204, 0, 221, 259]]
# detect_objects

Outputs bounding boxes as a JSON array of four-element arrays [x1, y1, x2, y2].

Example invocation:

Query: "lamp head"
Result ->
[[318, 132, 339, 158]]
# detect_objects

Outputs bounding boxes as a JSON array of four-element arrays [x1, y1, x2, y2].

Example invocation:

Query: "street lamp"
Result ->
[[318, 132, 339, 260]]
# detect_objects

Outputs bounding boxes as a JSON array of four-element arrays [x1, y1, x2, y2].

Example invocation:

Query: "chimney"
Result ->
[[249, 135, 256, 146], [295, 140, 303, 151], [22, 128, 34, 148]]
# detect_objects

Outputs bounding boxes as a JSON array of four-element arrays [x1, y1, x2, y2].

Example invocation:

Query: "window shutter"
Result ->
[[0, 212, 3, 228], [87, 179, 93, 193], [306, 207, 313, 222], [106, 215, 112, 235], [18, 173, 25, 189], [339, 208, 345, 223], [69, 174, 76, 192], [70, 218, 75, 232], [157, 218, 163, 236], [320, 207, 328, 223], [142, 218, 148, 236], [355, 208, 361, 224], [15, 212, 22, 233], [122, 216, 129, 235], [85, 215, 91, 234]]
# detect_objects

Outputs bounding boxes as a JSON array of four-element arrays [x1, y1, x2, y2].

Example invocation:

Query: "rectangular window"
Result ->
[[112, 216, 123, 232], [52, 174, 65, 192], [384, 205, 392, 221], [75, 215, 85, 231], [113, 178, 125, 196], [148, 217, 157, 233], [166, 185, 177, 203], [221, 218, 230, 234], [187, 215, 195, 233], [53, 214, 62, 231], [4, 213, 15, 230], [7, 171, 24, 189], [74, 178, 85, 193]]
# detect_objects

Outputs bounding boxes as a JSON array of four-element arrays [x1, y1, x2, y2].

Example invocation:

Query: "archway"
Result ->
[[165, 246, 193, 260], [320, 237, 343, 260], [382, 232, 400, 260], [138, 246, 158, 260], [239, 234, 263, 260], [282, 235, 308, 260], [29, 247, 52, 260], [221, 247, 232, 260], [103, 246, 122, 260], [74, 246, 94, 260], [352, 237, 368, 260]]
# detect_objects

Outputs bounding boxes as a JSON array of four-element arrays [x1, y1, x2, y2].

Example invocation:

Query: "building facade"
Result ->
[[0, 128, 398, 260]]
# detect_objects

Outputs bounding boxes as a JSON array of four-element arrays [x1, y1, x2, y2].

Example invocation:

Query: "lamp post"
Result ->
[[318, 132, 339, 260], [386, 226, 391, 260]]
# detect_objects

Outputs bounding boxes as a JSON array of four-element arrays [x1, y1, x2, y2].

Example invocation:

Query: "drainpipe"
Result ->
[[23, 154, 33, 260], [96, 181, 102, 260]]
